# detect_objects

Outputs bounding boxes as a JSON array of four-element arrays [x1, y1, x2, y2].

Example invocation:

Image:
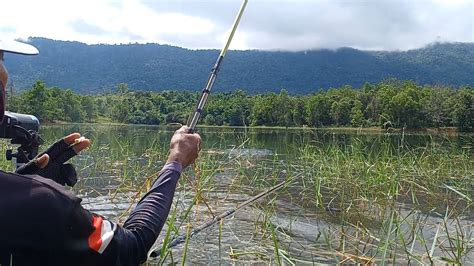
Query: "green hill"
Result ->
[[5, 37, 473, 94]]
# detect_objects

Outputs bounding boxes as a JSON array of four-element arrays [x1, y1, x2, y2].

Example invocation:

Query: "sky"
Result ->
[[0, 0, 473, 51]]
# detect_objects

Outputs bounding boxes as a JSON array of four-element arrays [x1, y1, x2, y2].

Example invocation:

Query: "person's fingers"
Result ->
[[36, 154, 50, 168], [194, 134, 202, 151], [72, 138, 91, 154], [63, 133, 81, 144], [176, 126, 188, 134], [194, 133, 201, 142]]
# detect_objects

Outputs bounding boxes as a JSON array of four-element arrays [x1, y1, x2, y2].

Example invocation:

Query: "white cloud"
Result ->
[[0, 0, 472, 51], [0, 0, 215, 45]]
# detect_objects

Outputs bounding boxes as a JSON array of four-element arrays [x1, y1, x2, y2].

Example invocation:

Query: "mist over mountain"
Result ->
[[5, 37, 473, 94]]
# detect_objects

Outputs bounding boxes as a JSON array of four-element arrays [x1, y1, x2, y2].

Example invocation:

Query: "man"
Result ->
[[0, 40, 201, 265]]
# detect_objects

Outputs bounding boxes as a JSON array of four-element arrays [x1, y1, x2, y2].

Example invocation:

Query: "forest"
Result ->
[[6, 38, 474, 93], [7, 79, 473, 132]]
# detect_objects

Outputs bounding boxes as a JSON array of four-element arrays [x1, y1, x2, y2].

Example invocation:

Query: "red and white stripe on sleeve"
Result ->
[[88, 215, 116, 254]]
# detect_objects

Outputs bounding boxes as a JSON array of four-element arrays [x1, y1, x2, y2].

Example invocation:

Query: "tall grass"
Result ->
[[288, 132, 473, 264], [2, 125, 471, 264]]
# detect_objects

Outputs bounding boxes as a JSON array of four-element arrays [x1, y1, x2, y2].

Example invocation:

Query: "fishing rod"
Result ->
[[187, 0, 248, 133], [149, 171, 301, 258]]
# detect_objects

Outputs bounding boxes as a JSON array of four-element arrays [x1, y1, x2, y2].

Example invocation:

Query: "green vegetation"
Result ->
[[6, 38, 474, 93], [7, 79, 473, 132], [276, 134, 472, 264], [2, 123, 470, 264], [62, 125, 471, 264]]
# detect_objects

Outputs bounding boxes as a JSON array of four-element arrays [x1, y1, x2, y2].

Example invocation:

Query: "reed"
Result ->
[[4, 124, 471, 264]]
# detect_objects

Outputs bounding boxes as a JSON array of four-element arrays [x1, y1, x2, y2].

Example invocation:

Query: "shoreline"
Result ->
[[40, 122, 471, 136]]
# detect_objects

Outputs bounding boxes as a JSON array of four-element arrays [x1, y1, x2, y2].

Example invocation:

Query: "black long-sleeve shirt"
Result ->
[[0, 161, 182, 266]]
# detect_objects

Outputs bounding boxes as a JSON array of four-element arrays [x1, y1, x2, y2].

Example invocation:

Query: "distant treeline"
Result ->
[[7, 79, 473, 132]]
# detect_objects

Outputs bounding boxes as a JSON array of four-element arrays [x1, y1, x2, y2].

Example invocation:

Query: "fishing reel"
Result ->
[[0, 111, 43, 168]]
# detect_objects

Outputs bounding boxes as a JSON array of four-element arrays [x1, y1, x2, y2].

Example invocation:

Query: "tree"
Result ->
[[376, 81, 398, 126], [361, 82, 380, 126], [350, 100, 364, 126], [110, 95, 132, 123], [388, 84, 424, 128], [453, 87, 473, 132], [292, 97, 306, 126], [250, 95, 273, 126], [330, 97, 351, 126], [422, 86, 454, 127], [225, 90, 251, 126], [116, 83, 129, 94], [306, 93, 331, 127], [81, 96, 97, 122], [7, 78, 472, 131], [23, 81, 48, 120], [274, 90, 294, 127], [61, 90, 85, 122]]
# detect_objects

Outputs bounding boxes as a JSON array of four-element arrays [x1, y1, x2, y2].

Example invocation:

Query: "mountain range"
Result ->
[[5, 37, 473, 94]]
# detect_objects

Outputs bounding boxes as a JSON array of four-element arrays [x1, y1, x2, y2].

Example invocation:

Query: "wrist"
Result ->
[[163, 160, 183, 174], [166, 151, 187, 169]]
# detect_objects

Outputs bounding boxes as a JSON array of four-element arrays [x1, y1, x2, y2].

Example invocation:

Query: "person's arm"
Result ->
[[94, 162, 182, 264], [6, 127, 199, 265], [85, 126, 200, 265]]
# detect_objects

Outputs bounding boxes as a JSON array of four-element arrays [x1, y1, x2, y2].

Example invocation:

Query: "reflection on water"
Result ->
[[226, 148, 273, 158], [36, 124, 473, 264], [40, 124, 473, 159]]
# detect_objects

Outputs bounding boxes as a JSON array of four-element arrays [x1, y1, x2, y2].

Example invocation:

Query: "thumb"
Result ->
[[16, 154, 49, 175], [36, 154, 50, 169]]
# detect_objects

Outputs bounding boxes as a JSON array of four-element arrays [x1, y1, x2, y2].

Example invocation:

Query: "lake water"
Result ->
[[30, 125, 474, 264]]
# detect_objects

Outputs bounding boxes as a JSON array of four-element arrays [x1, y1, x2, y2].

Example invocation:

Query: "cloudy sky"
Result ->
[[1, 0, 472, 51]]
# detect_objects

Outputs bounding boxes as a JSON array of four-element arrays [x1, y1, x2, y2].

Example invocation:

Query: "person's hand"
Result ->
[[166, 126, 201, 169], [16, 133, 91, 186]]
